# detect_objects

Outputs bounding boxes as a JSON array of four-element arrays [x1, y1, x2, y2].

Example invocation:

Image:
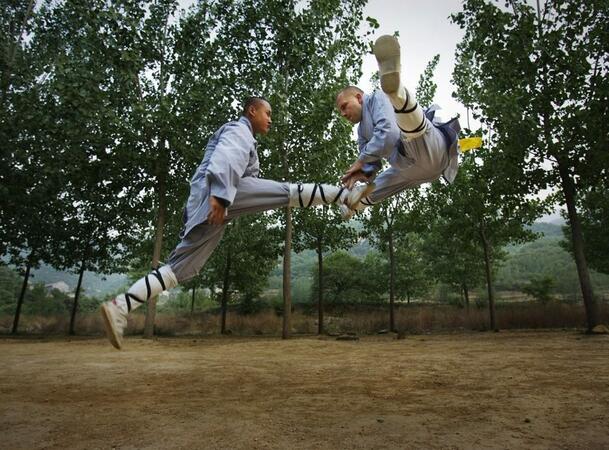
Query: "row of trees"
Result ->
[[2, 0, 607, 335], [1, 0, 375, 335]]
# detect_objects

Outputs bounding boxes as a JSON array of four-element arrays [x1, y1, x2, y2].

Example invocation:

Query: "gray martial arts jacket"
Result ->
[[181, 116, 259, 237], [358, 91, 460, 184], [357, 91, 401, 176]]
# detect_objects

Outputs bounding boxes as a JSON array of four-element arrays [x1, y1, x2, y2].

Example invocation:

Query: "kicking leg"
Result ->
[[343, 161, 445, 219], [341, 167, 409, 218], [374, 35, 428, 140], [225, 177, 368, 219]]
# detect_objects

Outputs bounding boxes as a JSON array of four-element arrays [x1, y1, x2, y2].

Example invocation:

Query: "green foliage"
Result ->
[[522, 276, 555, 305], [158, 288, 213, 313], [416, 54, 440, 109], [451, 0, 609, 328], [311, 250, 383, 305], [0, 266, 21, 314], [561, 184, 609, 275]]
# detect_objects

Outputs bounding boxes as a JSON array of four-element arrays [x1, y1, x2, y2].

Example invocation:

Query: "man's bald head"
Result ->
[[335, 86, 365, 124], [336, 86, 364, 101], [243, 96, 272, 135]]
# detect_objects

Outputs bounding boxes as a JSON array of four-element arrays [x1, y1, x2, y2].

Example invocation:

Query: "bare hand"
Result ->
[[341, 159, 365, 186], [342, 171, 370, 189], [207, 196, 226, 225]]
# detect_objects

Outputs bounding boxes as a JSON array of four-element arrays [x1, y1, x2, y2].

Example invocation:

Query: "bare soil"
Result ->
[[1, 331, 608, 450]]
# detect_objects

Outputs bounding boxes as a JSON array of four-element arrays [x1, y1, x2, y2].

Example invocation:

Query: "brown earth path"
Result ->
[[1, 331, 608, 450]]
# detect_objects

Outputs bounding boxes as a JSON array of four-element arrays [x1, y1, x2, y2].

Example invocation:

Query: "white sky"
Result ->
[[361, 0, 469, 124], [175, 0, 472, 122]]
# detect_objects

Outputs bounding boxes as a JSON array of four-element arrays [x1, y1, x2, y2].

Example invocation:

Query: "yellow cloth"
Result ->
[[458, 136, 483, 152]]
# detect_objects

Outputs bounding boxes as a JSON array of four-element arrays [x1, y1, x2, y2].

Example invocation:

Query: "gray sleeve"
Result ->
[[358, 93, 400, 163], [205, 123, 253, 206]]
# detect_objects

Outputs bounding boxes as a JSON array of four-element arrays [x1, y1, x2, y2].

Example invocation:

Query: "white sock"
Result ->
[[288, 183, 347, 208], [112, 265, 178, 314], [387, 85, 427, 139]]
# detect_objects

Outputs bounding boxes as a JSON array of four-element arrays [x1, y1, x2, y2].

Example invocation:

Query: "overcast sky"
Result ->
[[176, 0, 472, 122], [360, 0, 468, 123]]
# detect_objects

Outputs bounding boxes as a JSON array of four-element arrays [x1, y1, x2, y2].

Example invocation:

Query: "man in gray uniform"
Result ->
[[101, 97, 367, 349], [337, 35, 461, 218]]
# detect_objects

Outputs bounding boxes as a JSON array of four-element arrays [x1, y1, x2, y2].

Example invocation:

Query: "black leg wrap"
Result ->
[[318, 185, 328, 204], [394, 92, 418, 114], [295, 183, 344, 207], [332, 187, 345, 203], [124, 293, 145, 312], [150, 268, 167, 291], [297, 184, 305, 207], [306, 184, 318, 208], [398, 115, 427, 134]]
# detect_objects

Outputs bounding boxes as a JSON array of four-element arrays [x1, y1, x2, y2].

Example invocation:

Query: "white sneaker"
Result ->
[[339, 183, 375, 220], [100, 300, 128, 350], [345, 183, 375, 209], [339, 204, 355, 220], [373, 35, 401, 94]]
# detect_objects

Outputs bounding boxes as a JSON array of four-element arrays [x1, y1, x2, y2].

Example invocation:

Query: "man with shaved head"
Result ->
[[100, 96, 369, 350], [336, 35, 461, 218]]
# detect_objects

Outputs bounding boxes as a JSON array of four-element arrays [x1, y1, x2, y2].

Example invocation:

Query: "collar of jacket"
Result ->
[[238, 115, 254, 135]]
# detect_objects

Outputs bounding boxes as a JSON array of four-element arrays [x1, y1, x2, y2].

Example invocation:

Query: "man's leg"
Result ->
[[226, 177, 355, 219], [374, 35, 428, 139], [100, 178, 364, 349], [343, 163, 438, 217], [344, 127, 449, 217]]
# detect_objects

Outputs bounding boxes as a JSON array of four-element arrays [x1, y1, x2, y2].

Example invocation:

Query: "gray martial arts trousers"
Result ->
[[369, 118, 449, 203], [168, 178, 289, 283]]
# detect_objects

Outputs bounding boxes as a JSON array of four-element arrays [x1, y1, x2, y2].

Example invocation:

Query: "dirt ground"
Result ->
[[1, 331, 608, 450]]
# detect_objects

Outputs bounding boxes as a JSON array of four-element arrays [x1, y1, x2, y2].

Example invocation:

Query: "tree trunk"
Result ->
[[143, 160, 167, 339], [282, 207, 292, 339], [221, 251, 231, 334], [388, 231, 396, 332], [69, 259, 86, 335], [463, 282, 470, 311], [144, 14, 171, 339], [317, 240, 323, 335], [12, 260, 31, 334], [479, 226, 497, 331], [191, 286, 196, 315], [557, 160, 598, 331]]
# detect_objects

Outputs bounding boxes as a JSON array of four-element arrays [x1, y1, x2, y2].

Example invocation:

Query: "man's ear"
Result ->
[[355, 93, 363, 104]]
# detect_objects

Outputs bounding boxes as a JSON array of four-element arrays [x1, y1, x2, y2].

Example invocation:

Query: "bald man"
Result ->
[[337, 35, 461, 218], [101, 97, 368, 349]]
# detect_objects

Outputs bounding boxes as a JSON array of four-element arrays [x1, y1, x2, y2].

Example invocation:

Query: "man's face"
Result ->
[[249, 101, 273, 135], [336, 92, 363, 124]]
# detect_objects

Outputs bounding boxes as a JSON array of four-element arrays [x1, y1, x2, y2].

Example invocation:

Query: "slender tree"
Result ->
[[452, 0, 609, 331], [293, 206, 357, 334], [424, 150, 545, 330]]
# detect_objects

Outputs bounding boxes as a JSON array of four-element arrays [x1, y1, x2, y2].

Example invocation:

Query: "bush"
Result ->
[[522, 276, 555, 304]]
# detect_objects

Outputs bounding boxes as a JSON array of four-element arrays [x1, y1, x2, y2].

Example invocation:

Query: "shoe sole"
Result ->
[[339, 204, 355, 220], [101, 303, 123, 350], [374, 35, 401, 94]]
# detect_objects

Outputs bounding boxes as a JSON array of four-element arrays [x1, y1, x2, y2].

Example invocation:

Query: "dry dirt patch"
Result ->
[[1, 331, 608, 450]]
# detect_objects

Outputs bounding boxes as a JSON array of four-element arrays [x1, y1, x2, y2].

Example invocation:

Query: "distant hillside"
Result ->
[[8, 263, 129, 298], [5, 222, 600, 301], [528, 221, 563, 239]]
